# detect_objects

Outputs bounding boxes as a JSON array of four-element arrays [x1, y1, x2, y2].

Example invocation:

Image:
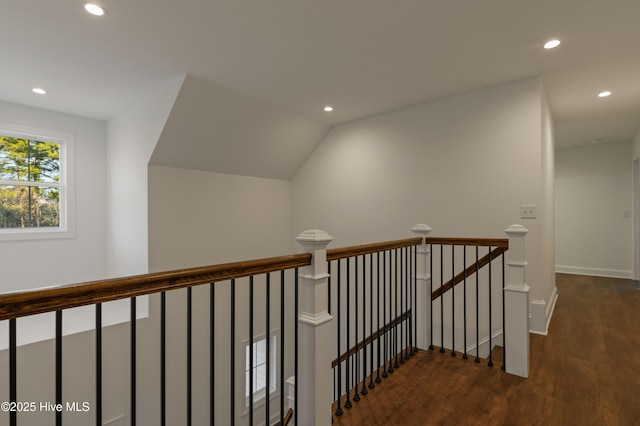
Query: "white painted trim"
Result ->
[[0, 123, 76, 241], [465, 328, 504, 357], [529, 299, 546, 334], [546, 286, 558, 322], [298, 272, 330, 281], [298, 311, 332, 326], [240, 329, 281, 416], [530, 287, 558, 336], [504, 283, 530, 293], [555, 265, 632, 279]]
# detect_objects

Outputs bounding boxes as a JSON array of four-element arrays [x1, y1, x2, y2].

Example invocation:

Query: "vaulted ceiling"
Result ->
[[1, 0, 639, 155]]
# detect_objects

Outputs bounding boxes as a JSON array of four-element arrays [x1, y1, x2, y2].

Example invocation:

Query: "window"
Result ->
[[245, 333, 277, 407], [0, 123, 74, 240]]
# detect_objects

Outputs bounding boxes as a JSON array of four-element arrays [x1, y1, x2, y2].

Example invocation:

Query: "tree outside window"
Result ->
[[0, 136, 61, 229]]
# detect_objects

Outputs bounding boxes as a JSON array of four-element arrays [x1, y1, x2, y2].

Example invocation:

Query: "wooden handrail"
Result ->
[[426, 237, 508, 248], [326, 237, 422, 261], [281, 408, 293, 426], [431, 246, 507, 300], [331, 310, 411, 368], [0, 235, 508, 321], [0, 253, 312, 321]]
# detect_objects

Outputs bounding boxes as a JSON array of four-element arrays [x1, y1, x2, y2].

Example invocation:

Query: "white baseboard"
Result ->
[[556, 265, 632, 279], [530, 286, 558, 336], [465, 329, 504, 358]]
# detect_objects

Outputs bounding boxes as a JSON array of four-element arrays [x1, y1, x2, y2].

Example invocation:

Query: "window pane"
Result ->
[[255, 363, 266, 392], [0, 137, 60, 183], [0, 185, 60, 228]]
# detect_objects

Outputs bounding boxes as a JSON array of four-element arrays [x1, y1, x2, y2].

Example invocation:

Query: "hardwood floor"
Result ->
[[331, 274, 640, 425]]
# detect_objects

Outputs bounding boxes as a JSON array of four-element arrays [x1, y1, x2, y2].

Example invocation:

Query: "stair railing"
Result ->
[[424, 225, 530, 377], [0, 224, 529, 426], [0, 254, 311, 426], [326, 236, 422, 417]]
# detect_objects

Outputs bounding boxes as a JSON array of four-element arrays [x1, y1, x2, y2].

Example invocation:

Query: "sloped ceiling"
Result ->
[[150, 75, 329, 180]]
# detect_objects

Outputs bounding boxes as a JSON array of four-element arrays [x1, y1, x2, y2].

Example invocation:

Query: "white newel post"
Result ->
[[295, 229, 334, 426], [503, 224, 530, 378], [411, 224, 432, 350]]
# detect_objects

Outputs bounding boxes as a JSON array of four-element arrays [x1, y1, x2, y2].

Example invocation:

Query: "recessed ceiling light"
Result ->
[[598, 91, 612, 98], [323, 106, 334, 112], [84, 3, 107, 16], [543, 39, 561, 49], [32, 87, 47, 95]]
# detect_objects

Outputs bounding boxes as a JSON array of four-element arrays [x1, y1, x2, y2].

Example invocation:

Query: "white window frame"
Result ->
[[0, 122, 75, 241], [242, 330, 279, 414]]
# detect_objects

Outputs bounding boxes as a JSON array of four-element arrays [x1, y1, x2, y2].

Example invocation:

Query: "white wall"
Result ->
[[0, 100, 110, 426], [0, 100, 107, 292], [292, 77, 554, 333], [147, 165, 294, 425], [106, 76, 184, 277], [534, 86, 557, 333], [148, 165, 292, 269], [555, 141, 633, 278]]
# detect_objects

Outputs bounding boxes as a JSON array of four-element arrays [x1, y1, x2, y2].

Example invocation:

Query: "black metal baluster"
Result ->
[[502, 250, 506, 371], [463, 248, 468, 360], [407, 246, 413, 357], [187, 288, 193, 426], [353, 257, 360, 402], [398, 248, 403, 364], [368, 253, 375, 389], [335, 261, 343, 416], [361, 255, 368, 396], [388, 250, 395, 373], [279, 271, 285, 424], [345, 258, 352, 408], [488, 247, 494, 367], [404, 246, 410, 360], [266, 273, 271, 425], [249, 276, 254, 425], [393, 249, 399, 370], [328, 257, 332, 316], [96, 303, 102, 426], [230, 280, 236, 426], [209, 285, 215, 426], [429, 244, 434, 351], [451, 245, 456, 357], [440, 245, 445, 354], [382, 251, 388, 379], [9, 319, 16, 426], [131, 297, 137, 426], [333, 367, 337, 412], [412, 245, 418, 355], [411, 246, 420, 354], [161, 293, 166, 426], [375, 252, 382, 384], [294, 269, 299, 426], [400, 247, 406, 363], [475, 247, 480, 363], [56, 310, 62, 426]]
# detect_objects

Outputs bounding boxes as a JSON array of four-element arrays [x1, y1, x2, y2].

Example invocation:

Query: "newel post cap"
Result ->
[[504, 224, 529, 236], [296, 229, 333, 246], [411, 224, 432, 236]]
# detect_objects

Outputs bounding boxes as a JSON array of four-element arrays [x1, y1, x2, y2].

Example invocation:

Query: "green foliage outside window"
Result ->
[[0, 136, 61, 229]]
